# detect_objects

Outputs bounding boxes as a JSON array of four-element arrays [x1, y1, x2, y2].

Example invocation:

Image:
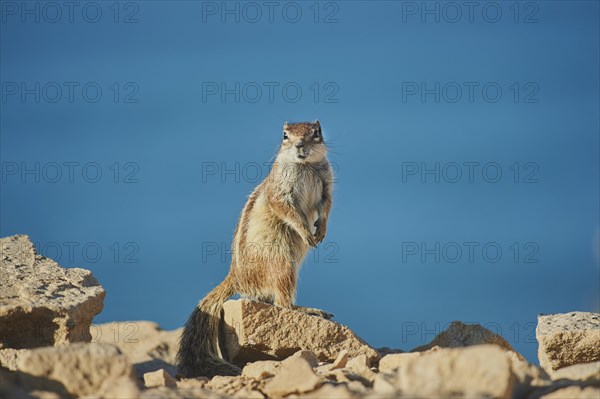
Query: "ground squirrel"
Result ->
[[177, 121, 334, 378]]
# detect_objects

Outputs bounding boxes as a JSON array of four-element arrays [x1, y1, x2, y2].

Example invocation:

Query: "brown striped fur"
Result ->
[[177, 121, 334, 378]]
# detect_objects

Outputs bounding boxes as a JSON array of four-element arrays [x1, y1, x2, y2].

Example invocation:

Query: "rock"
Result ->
[[242, 360, 281, 379], [395, 345, 516, 399], [144, 369, 177, 388], [505, 349, 550, 398], [372, 373, 397, 395], [378, 352, 421, 374], [346, 354, 376, 384], [291, 350, 319, 368], [142, 387, 226, 399], [0, 235, 105, 349], [537, 312, 600, 372], [412, 320, 517, 354], [176, 377, 209, 389], [0, 348, 27, 371], [300, 383, 361, 398], [550, 361, 600, 382], [92, 321, 182, 377], [321, 368, 371, 387], [222, 299, 380, 366], [263, 356, 322, 397], [538, 386, 600, 399], [330, 350, 349, 370], [13, 342, 139, 398]]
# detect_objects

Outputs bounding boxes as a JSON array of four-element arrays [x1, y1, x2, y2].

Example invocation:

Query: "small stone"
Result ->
[[263, 356, 322, 397], [550, 361, 600, 382], [300, 383, 359, 398], [144, 369, 177, 388], [396, 345, 516, 399], [346, 354, 376, 384], [537, 312, 600, 372], [378, 352, 421, 374], [540, 386, 600, 399], [233, 387, 265, 399], [242, 360, 281, 379], [291, 350, 319, 368], [373, 373, 397, 394], [330, 350, 349, 370], [176, 377, 208, 389]]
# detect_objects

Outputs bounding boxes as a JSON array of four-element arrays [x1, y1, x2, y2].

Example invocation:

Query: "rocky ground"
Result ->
[[1, 234, 599, 399]]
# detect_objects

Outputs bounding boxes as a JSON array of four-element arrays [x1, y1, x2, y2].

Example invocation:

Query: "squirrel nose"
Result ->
[[295, 141, 304, 148]]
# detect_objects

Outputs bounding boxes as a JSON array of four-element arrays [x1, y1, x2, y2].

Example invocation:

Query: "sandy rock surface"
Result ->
[[222, 299, 380, 366], [9, 342, 139, 398], [92, 320, 182, 377], [0, 235, 105, 349], [537, 312, 600, 373]]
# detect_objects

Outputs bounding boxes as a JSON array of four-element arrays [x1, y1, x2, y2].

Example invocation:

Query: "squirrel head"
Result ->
[[279, 120, 326, 164]]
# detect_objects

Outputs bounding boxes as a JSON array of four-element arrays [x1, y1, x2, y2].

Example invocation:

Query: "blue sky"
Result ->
[[1, 1, 599, 363]]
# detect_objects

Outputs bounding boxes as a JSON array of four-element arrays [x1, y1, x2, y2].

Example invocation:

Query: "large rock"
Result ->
[[92, 321, 182, 377], [263, 356, 322, 397], [0, 235, 105, 348], [222, 299, 380, 366], [412, 320, 516, 353], [537, 312, 600, 372], [12, 342, 139, 398], [395, 345, 517, 398], [550, 361, 600, 382]]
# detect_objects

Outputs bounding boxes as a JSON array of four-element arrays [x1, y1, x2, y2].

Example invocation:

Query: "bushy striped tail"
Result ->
[[176, 276, 241, 378]]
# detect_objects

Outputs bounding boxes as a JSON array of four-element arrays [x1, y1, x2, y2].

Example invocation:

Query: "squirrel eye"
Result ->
[[283, 132, 289, 140]]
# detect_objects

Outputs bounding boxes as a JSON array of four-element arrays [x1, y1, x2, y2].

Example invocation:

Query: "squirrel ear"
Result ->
[[283, 121, 289, 127], [314, 120, 320, 127]]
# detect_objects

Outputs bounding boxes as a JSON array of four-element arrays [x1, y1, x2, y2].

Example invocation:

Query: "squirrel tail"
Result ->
[[176, 276, 241, 378]]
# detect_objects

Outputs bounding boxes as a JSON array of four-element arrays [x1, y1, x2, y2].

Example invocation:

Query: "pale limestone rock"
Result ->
[[232, 387, 265, 399], [539, 386, 600, 399], [144, 368, 177, 388], [206, 375, 246, 393], [378, 352, 421, 374], [346, 354, 376, 384], [412, 320, 516, 354], [291, 350, 319, 368], [396, 345, 516, 399], [222, 299, 380, 366], [550, 361, 600, 382], [322, 368, 370, 386], [300, 382, 361, 398], [263, 356, 322, 397], [330, 350, 349, 370], [242, 360, 281, 379], [0, 235, 105, 349], [505, 349, 550, 398], [14, 342, 139, 398], [141, 387, 226, 399], [176, 377, 209, 389], [92, 321, 182, 377], [372, 373, 397, 395], [537, 312, 600, 372], [0, 348, 27, 371]]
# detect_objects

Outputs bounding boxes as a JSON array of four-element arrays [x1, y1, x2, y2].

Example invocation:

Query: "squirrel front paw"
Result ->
[[306, 235, 318, 248], [313, 219, 327, 244]]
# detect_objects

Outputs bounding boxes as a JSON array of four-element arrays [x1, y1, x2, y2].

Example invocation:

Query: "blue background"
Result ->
[[1, 1, 599, 363]]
